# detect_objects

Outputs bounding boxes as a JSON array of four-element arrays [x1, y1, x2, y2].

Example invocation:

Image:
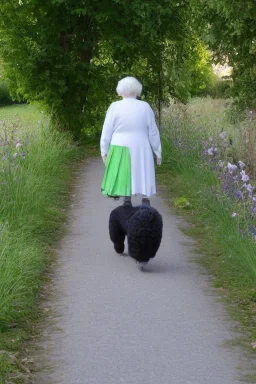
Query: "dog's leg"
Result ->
[[123, 196, 132, 206], [137, 261, 148, 271], [142, 197, 150, 207], [114, 242, 125, 255], [109, 227, 125, 255]]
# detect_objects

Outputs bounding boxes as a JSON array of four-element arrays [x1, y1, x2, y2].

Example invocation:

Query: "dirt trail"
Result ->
[[33, 158, 246, 384]]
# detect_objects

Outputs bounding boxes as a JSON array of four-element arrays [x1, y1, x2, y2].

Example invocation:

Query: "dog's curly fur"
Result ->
[[109, 204, 163, 263]]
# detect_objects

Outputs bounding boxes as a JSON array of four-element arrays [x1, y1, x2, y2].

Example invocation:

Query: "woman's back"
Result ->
[[111, 98, 150, 137]]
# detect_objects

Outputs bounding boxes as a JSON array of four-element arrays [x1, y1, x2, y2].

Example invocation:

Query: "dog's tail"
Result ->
[[128, 206, 163, 262], [131, 206, 157, 225]]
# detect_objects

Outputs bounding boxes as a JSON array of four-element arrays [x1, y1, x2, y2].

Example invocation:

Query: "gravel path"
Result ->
[[34, 158, 246, 384]]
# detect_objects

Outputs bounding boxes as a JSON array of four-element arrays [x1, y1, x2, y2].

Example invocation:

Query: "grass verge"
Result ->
[[0, 105, 83, 383], [157, 120, 256, 350]]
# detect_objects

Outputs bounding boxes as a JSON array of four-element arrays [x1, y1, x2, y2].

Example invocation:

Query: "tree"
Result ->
[[190, 0, 256, 108], [0, 0, 192, 136]]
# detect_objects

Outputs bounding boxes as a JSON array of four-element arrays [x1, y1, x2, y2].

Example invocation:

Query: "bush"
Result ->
[[0, 80, 13, 105], [209, 79, 233, 99]]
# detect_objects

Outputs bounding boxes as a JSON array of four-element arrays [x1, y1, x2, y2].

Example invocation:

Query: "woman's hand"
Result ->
[[102, 155, 107, 165], [156, 157, 162, 166]]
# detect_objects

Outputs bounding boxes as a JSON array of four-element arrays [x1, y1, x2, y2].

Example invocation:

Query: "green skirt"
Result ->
[[101, 145, 132, 197]]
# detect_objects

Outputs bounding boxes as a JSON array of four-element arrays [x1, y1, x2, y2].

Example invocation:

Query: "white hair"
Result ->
[[116, 76, 142, 97]]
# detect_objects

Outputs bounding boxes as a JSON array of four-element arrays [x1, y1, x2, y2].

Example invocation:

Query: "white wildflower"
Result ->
[[240, 170, 250, 182], [219, 131, 227, 140], [238, 160, 246, 169], [227, 162, 237, 174]]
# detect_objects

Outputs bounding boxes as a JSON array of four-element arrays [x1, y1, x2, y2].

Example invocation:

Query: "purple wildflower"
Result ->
[[250, 197, 256, 216], [249, 226, 256, 237], [243, 183, 254, 193], [251, 206, 256, 217], [236, 191, 244, 200]]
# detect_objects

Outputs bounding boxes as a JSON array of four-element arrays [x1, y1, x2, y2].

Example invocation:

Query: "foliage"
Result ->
[[209, 79, 233, 99], [191, 0, 256, 108], [0, 81, 12, 105], [173, 197, 192, 209], [166, 38, 216, 101], [163, 98, 256, 241], [158, 98, 256, 342], [0, 104, 81, 382], [0, 0, 194, 136], [0, 57, 13, 105], [0, 1, 218, 134], [0, 108, 67, 328]]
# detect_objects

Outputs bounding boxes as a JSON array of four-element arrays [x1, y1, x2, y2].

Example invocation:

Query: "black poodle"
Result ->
[[109, 203, 163, 270]]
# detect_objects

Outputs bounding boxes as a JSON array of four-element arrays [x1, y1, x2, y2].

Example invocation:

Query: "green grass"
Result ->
[[158, 99, 256, 347], [0, 104, 83, 383], [0, 103, 45, 123]]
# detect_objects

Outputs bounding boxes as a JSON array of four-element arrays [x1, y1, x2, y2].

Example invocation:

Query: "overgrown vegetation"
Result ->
[[0, 81, 12, 106], [0, 0, 216, 136], [0, 1, 255, 133], [0, 58, 13, 106], [0, 105, 81, 383], [158, 98, 256, 342], [192, 0, 256, 109]]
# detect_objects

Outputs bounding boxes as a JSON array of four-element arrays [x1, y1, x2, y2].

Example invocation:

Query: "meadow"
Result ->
[[0, 104, 80, 382], [158, 97, 256, 343]]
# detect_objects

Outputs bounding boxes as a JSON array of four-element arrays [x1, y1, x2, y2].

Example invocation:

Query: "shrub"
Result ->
[[0, 80, 13, 105], [209, 79, 233, 99]]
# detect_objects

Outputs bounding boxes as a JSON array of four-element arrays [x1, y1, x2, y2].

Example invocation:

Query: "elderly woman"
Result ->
[[100, 76, 162, 206]]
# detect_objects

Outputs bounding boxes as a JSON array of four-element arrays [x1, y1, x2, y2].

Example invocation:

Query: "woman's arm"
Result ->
[[100, 103, 115, 160], [147, 106, 162, 163]]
